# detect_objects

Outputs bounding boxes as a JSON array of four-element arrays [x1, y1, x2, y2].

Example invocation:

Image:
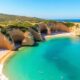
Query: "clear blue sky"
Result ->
[[0, 0, 80, 19]]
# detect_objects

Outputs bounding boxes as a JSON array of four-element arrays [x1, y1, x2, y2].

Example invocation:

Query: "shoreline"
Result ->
[[0, 51, 14, 80], [0, 64, 8, 80], [45, 32, 76, 40], [0, 50, 10, 61], [0, 32, 76, 80], [0, 25, 78, 80]]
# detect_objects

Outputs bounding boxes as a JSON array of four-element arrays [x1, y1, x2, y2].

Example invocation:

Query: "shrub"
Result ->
[[64, 22, 74, 27]]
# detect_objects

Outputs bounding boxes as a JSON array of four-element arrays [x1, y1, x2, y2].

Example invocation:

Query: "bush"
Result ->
[[64, 22, 74, 27]]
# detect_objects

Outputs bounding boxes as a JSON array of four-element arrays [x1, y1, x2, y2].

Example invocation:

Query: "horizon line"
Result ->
[[0, 12, 80, 20]]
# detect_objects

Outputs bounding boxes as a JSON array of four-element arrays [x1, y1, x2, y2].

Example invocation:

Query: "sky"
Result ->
[[0, 0, 80, 19]]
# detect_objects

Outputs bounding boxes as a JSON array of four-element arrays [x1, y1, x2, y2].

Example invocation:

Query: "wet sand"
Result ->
[[0, 51, 14, 80]]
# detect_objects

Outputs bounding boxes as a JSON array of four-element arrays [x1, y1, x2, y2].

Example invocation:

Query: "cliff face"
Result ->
[[39, 22, 70, 35], [22, 31, 34, 46], [39, 23, 50, 35], [39, 23, 48, 34], [0, 33, 15, 50], [8, 29, 25, 42], [29, 28, 43, 41], [50, 22, 70, 32]]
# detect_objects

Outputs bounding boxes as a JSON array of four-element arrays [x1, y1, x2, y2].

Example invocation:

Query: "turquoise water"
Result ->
[[3, 37, 80, 80]]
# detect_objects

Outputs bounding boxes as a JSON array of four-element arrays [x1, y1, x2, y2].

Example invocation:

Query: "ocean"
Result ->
[[54, 19, 80, 22], [3, 37, 80, 80]]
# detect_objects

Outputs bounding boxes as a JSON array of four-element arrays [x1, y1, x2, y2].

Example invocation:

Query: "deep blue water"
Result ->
[[54, 19, 80, 22]]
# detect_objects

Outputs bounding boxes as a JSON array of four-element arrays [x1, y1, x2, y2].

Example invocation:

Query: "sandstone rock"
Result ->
[[8, 29, 24, 42], [50, 22, 70, 32], [39, 23, 48, 34], [29, 28, 43, 41], [0, 33, 15, 50], [22, 31, 34, 46]]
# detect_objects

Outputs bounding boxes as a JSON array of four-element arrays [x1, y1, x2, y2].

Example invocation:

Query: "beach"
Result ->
[[0, 22, 80, 80], [45, 22, 80, 40], [3, 36, 80, 80], [0, 50, 10, 60], [0, 50, 14, 80], [0, 32, 76, 80], [45, 32, 76, 40]]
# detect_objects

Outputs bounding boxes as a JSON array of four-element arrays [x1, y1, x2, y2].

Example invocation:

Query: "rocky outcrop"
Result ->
[[51, 22, 70, 32], [0, 33, 15, 50], [29, 28, 43, 41], [8, 29, 24, 42], [39, 23, 51, 34], [39, 22, 70, 35], [22, 31, 34, 46], [8, 28, 36, 46], [39, 23, 47, 33]]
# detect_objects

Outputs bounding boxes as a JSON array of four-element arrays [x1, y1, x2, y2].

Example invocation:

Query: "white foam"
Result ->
[[0, 64, 8, 80]]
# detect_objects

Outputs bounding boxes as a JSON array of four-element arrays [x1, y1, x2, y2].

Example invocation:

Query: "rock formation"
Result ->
[[0, 33, 15, 50], [22, 31, 34, 46], [39, 22, 70, 35], [8, 29, 25, 43], [39, 23, 47, 33], [51, 22, 70, 32], [29, 28, 43, 41]]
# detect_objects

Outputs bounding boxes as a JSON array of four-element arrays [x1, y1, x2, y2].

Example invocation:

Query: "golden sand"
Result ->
[[0, 51, 14, 64], [45, 32, 75, 40], [0, 51, 14, 80]]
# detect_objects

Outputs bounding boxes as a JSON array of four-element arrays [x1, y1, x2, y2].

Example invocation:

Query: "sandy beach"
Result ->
[[0, 64, 8, 80], [45, 32, 75, 40], [0, 50, 14, 80], [0, 50, 10, 59], [44, 22, 80, 40], [0, 22, 79, 80]]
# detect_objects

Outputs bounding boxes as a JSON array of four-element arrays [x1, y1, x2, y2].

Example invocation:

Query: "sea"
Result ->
[[3, 37, 80, 80]]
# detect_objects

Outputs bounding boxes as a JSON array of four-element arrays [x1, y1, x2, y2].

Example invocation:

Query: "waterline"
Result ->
[[3, 37, 80, 80], [0, 64, 8, 80], [0, 51, 14, 80]]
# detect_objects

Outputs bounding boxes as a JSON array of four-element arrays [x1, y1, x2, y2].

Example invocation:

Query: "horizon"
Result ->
[[1, 13, 80, 20], [0, 0, 80, 19]]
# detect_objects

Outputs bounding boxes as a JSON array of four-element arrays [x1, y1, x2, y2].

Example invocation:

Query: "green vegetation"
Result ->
[[76, 24, 80, 28], [0, 13, 75, 30], [0, 13, 44, 26], [44, 20, 56, 24], [0, 13, 56, 27], [64, 22, 75, 27], [11, 22, 33, 27]]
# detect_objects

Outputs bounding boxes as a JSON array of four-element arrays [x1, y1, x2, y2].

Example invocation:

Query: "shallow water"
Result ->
[[3, 37, 80, 80]]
